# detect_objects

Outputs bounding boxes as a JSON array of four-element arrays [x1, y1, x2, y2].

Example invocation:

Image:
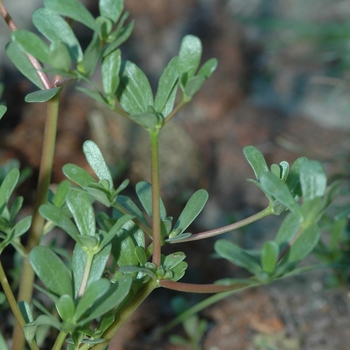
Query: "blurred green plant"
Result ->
[[0, 0, 345, 349]]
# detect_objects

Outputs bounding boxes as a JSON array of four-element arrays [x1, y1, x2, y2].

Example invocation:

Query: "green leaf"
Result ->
[[261, 241, 279, 274], [103, 20, 134, 57], [115, 195, 148, 226], [116, 61, 153, 115], [75, 279, 110, 320], [63, 164, 97, 188], [111, 219, 145, 266], [66, 192, 95, 236], [6, 42, 45, 89], [56, 294, 75, 322], [33, 8, 83, 62], [18, 301, 34, 323], [100, 214, 132, 248], [0, 105, 7, 120], [99, 0, 123, 22], [215, 240, 261, 275], [163, 252, 186, 270], [25, 87, 61, 103], [178, 35, 202, 80], [75, 87, 110, 107], [102, 49, 121, 97], [10, 216, 32, 239], [49, 42, 71, 71], [79, 33, 101, 76], [183, 75, 206, 100], [281, 224, 320, 264], [0, 168, 19, 210], [285, 157, 307, 196], [83, 140, 113, 189], [129, 112, 161, 130], [71, 244, 111, 298], [0, 332, 9, 350], [173, 189, 208, 234], [171, 261, 188, 281], [299, 161, 327, 201], [275, 212, 301, 248], [279, 161, 289, 182], [30, 246, 72, 297], [134, 246, 147, 266], [197, 58, 218, 79], [79, 275, 132, 323], [330, 218, 346, 251], [12, 29, 50, 64], [9, 196, 24, 221], [243, 146, 269, 180], [260, 172, 302, 217], [154, 57, 179, 116], [53, 180, 71, 208], [44, 0, 96, 30], [135, 181, 166, 220]]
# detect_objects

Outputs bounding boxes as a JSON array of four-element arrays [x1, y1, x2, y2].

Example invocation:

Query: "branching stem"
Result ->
[[172, 206, 273, 243]]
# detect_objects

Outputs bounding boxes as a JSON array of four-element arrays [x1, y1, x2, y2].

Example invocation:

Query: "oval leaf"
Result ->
[[63, 163, 97, 188], [30, 246, 72, 297], [66, 191, 95, 236], [25, 87, 61, 103], [299, 161, 327, 201], [261, 241, 279, 274], [178, 35, 202, 79], [243, 146, 269, 180], [99, 0, 123, 22], [173, 189, 208, 234], [83, 141, 113, 189], [44, 0, 96, 30], [116, 61, 153, 115], [102, 49, 121, 97]]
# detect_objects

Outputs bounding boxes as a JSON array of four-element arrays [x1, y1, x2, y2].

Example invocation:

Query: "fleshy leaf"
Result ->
[[0, 105, 6, 119], [56, 294, 75, 322], [173, 189, 208, 234], [99, 0, 123, 23], [33, 8, 83, 62], [63, 164, 98, 188], [154, 57, 179, 116], [243, 146, 269, 180], [178, 35, 202, 80], [83, 140, 113, 189], [66, 191, 95, 236], [25, 87, 61, 103], [299, 161, 327, 201], [135, 181, 166, 220], [6, 42, 45, 89], [30, 246, 72, 297], [116, 61, 153, 115], [261, 241, 279, 274], [39, 204, 80, 241], [215, 240, 261, 275], [260, 172, 302, 217], [12, 29, 50, 64], [102, 49, 121, 98], [44, 0, 96, 30]]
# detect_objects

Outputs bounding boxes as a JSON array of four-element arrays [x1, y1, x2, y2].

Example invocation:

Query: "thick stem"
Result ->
[[78, 253, 94, 297], [12, 92, 61, 350], [0, 262, 39, 350], [149, 129, 162, 266], [171, 207, 273, 243], [88, 281, 157, 350], [51, 330, 68, 350], [159, 279, 258, 293]]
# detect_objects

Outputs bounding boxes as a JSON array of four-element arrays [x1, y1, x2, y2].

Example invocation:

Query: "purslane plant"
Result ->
[[0, 0, 344, 349]]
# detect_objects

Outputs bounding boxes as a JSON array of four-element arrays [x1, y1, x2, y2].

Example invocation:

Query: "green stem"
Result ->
[[0, 261, 39, 350], [163, 99, 187, 125], [170, 207, 273, 243], [78, 253, 94, 297], [159, 279, 259, 293], [87, 281, 157, 350], [159, 284, 257, 334], [149, 129, 162, 266], [13, 92, 61, 350], [51, 330, 68, 350]]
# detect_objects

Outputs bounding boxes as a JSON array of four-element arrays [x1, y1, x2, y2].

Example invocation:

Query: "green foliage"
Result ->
[[0, 0, 344, 349]]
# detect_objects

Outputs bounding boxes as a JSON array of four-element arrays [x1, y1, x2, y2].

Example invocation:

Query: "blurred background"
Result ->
[[1, 1, 350, 349]]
